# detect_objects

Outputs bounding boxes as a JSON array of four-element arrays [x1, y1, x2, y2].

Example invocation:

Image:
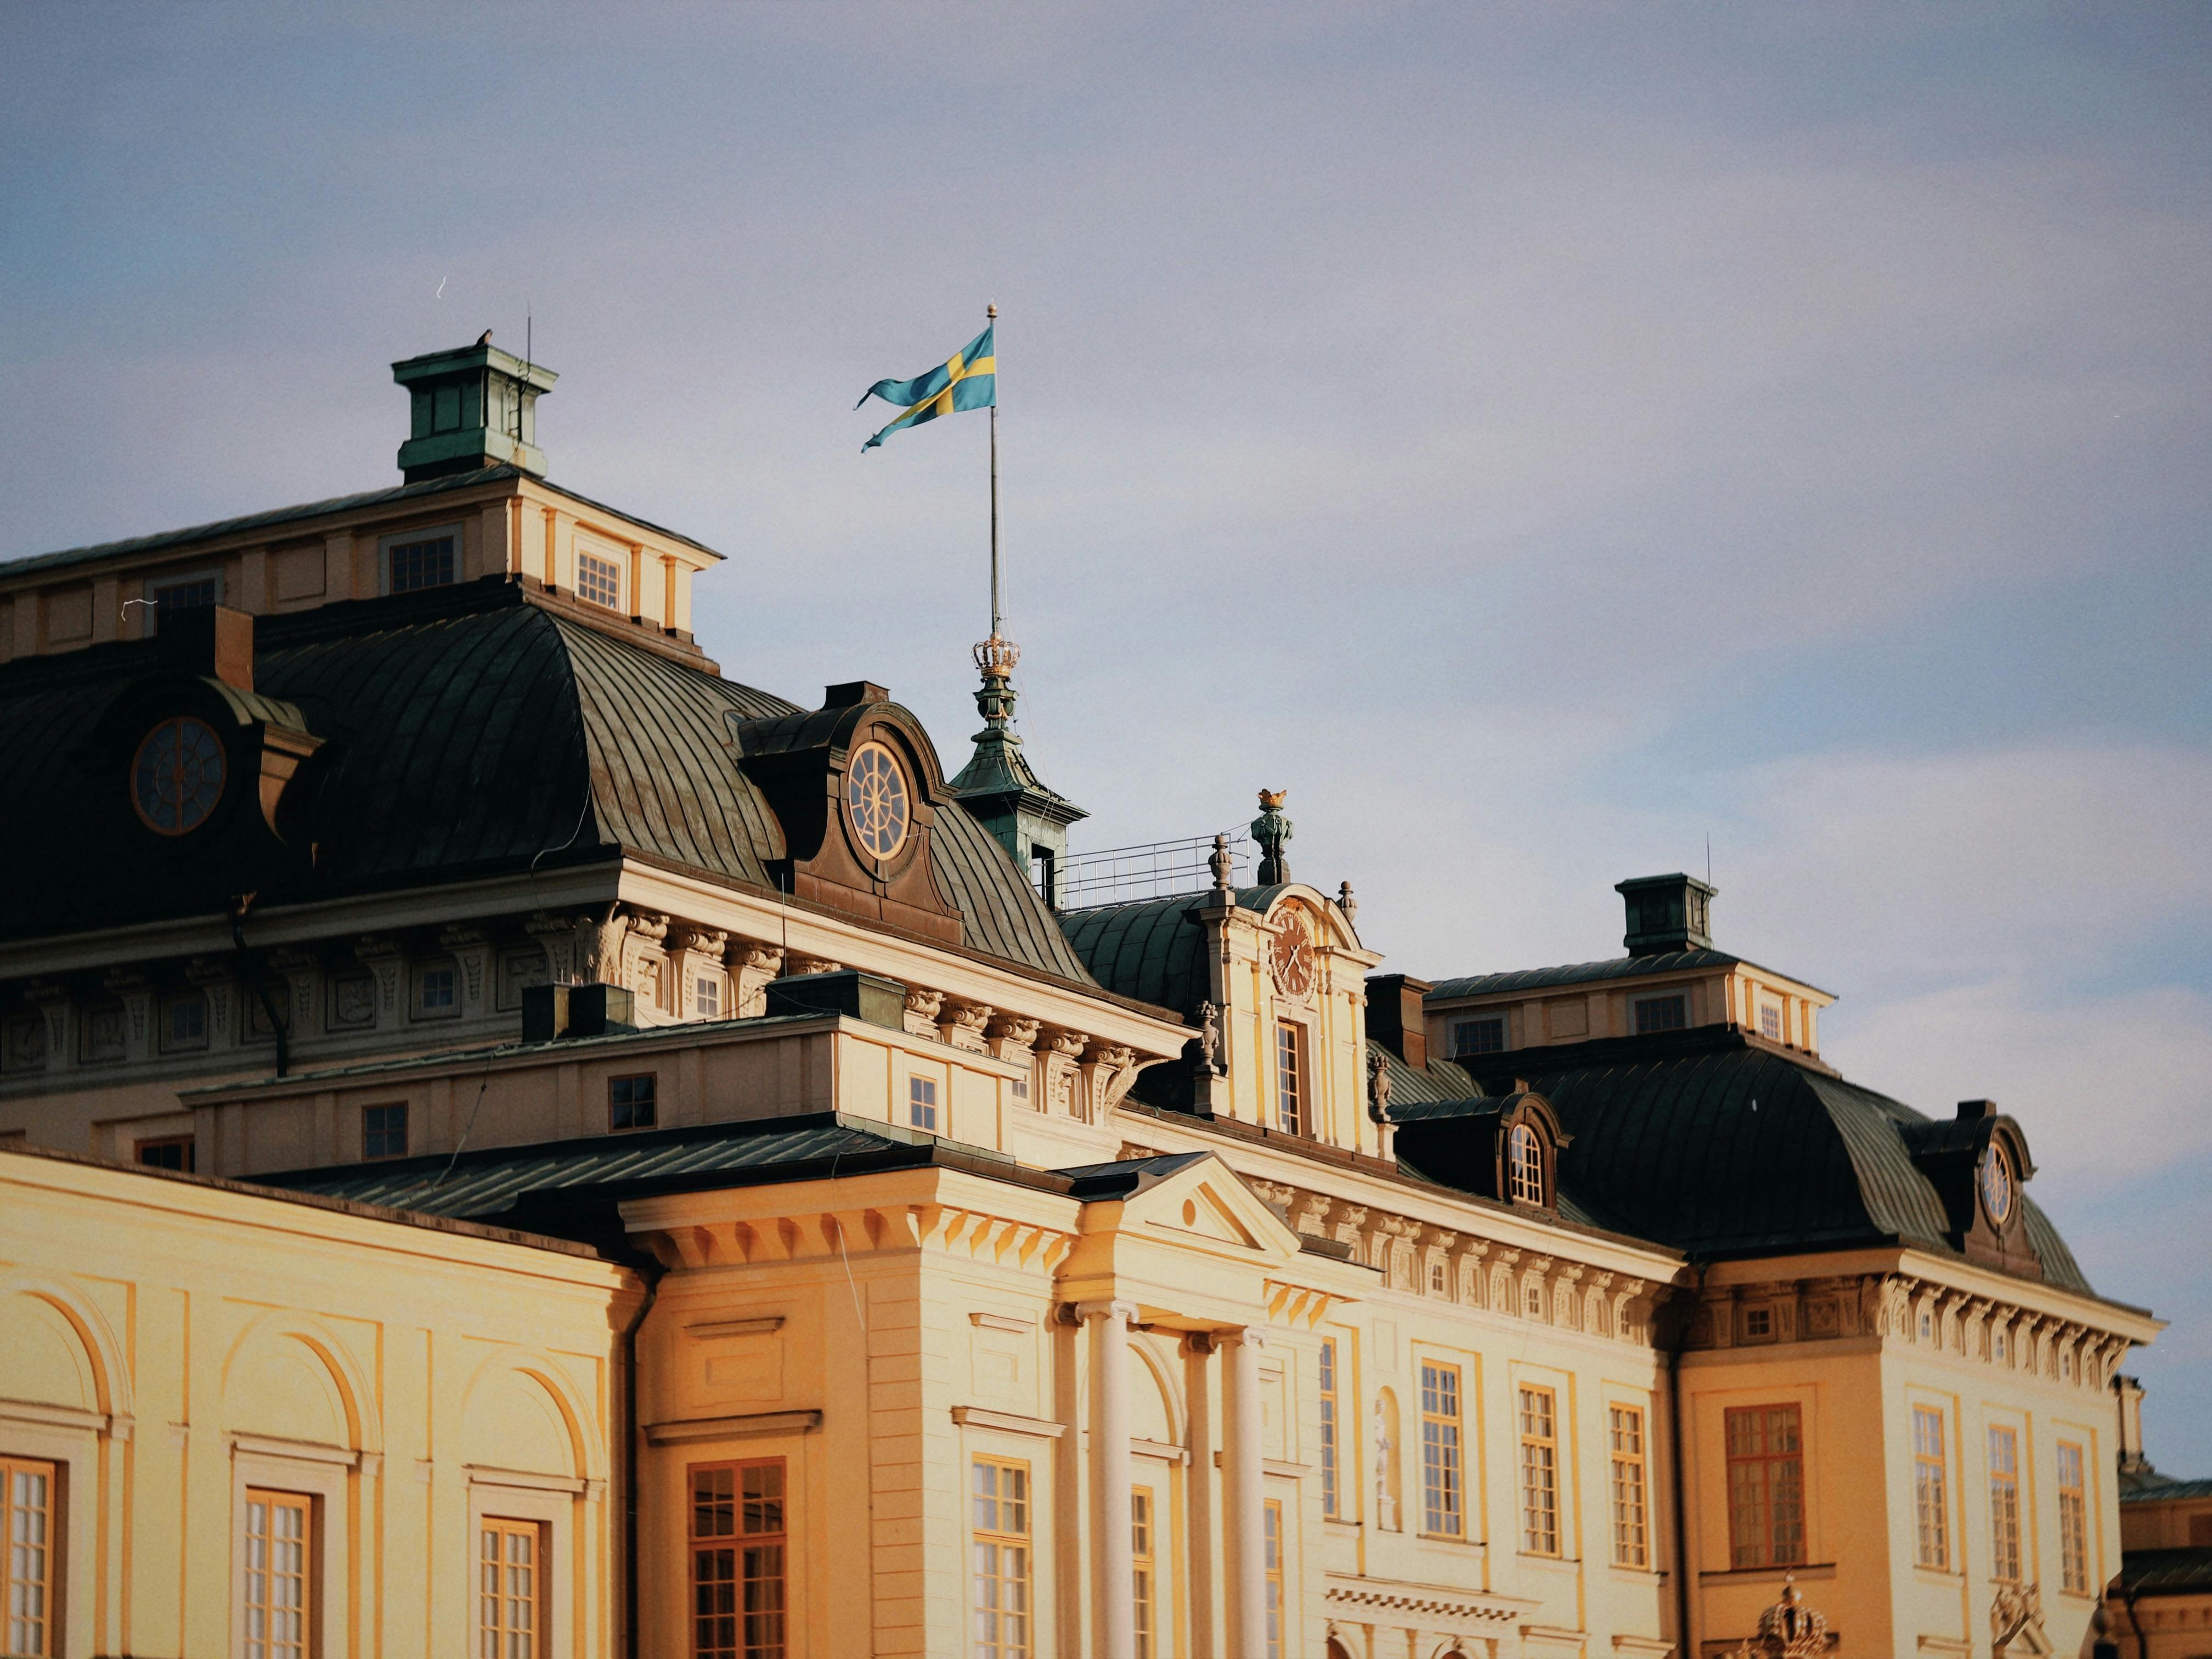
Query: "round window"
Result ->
[[1978, 1142, 2014, 1224], [845, 741, 911, 861], [131, 715, 227, 836]]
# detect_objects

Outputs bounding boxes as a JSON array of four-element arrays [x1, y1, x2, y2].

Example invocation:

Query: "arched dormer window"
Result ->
[[1508, 1122, 1544, 1204]]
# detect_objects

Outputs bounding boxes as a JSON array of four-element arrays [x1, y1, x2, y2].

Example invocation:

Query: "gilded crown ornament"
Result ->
[[973, 632, 1021, 675]]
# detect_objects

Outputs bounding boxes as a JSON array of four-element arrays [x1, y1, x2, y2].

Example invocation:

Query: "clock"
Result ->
[[1269, 909, 1316, 999], [1978, 1142, 2014, 1225]]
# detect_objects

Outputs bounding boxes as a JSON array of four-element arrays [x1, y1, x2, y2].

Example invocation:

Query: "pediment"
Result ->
[[1118, 1155, 1305, 1266]]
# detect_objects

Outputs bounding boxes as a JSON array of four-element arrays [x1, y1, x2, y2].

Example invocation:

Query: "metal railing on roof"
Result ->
[[1057, 830, 1252, 909]]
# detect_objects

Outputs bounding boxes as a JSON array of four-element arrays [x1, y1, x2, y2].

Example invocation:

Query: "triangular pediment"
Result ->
[[1118, 1155, 1305, 1266]]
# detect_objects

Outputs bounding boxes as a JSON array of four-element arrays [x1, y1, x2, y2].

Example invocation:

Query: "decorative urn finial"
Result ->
[[1251, 789, 1293, 885]]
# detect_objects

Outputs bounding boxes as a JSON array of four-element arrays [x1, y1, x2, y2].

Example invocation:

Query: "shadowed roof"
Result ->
[[1427, 947, 1825, 1000], [0, 577, 1100, 985], [1059, 885, 1291, 1015], [1392, 1026, 2090, 1289]]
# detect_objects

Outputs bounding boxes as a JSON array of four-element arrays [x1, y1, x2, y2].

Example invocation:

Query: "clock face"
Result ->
[[1269, 909, 1317, 999], [846, 740, 911, 861], [131, 715, 227, 836], [1979, 1142, 2014, 1224]]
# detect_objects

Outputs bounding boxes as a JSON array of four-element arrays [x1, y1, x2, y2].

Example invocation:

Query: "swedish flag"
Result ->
[[856, 324, 996, 451]]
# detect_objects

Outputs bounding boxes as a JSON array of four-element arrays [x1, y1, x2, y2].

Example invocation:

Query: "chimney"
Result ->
[[392, 340, 557, 483], [2115, 1375, 2151, 1472], [159, 604, 254, 692], [1615, 872, 1716, 956], [1364, 973, 1432, 1070]]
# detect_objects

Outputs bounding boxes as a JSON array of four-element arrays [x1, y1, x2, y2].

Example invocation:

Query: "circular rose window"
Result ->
[[1978, 1142, 2013, 1224], [846, 741, 911, 861], [131, 715, 227, 836]]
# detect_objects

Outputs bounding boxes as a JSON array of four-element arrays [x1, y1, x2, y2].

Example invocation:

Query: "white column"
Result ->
[[1184, 1334, 1218, 1659], [1221, 1327, 1268, 1659], [1081, 1299, 1139, 1659]]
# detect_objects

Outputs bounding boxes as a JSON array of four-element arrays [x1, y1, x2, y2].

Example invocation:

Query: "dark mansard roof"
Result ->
[[1388, 1025, 2092, 1293], [0, 576, 1093, 985]]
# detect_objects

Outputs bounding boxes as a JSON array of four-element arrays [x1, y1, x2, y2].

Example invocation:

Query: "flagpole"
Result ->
[[987, 300, 1001, 640]]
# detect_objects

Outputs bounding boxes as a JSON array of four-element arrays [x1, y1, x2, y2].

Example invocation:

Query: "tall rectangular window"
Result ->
[[1758, 1003, 1783, 1041], [1724, 1404, 1805, 1569], [480, 1518, 543, 1659], [1912, 1405, 1949, 1569], [1262, 1498, 1284, 1659], [1, 1457, 55, 1659], [909, 1076, 939, 1132], [1988, 1426, 2021, 1583], [1131, 1487, 1155, 1659], [2057, 1442, 2089, 1593], [1274, 1022, 1303, 1135], [1609, 1404, 1650, 1567], [610, 1074, 657, 1131], [689, 1459, 786, 1659], [1318, 1338, 1340, 1519], [363, 1103, 408, 1160], [244, 1488, 313, 1659], [577, 552, 623, 612], [1419, 1361, 1464, 1537], [971, 1457, 1031, 1659], [694, 976, 721, 1018], [1453, 1017, 1504, 1056], [388, 535, 455, 592], [1518, 1385, 1560, 1555]]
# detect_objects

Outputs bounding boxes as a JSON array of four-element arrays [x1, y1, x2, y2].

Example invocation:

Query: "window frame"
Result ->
[[1987, 1424, 2021, 1584], [693, 974, 723, 1019], [379, 522, 464, 596], [243, 1486, 316, 1659], [161, 991, 210, 1052], [1274, 1020, 1306, 1136], [1912, 1404, 1950, 1570], [1418, 1359, 1465, 1539], [0, 1454, 59, 1659], [1517, 1384, 1561, 1556], [136, 1134, 198, 1172], [1131, 1485, 1155, 1659], [575, 550, 624, 613], [1609, 1403, 1650, 1568], [1318, 1338, 1341, 1520], [909, 1075, 939, 1133], [414, 961, 460, 1020], [2056, 1441, 2090, 1594], [362, 1102, 409, 1161], [1633, 992, 1687, 1035], [1262, 1497, 1285, 1659], [1506, 1121, 1545, 1206], [1723, 1403, 1807, 1570], [1452, 1015, 1505, 1057], [140, 567, 224, 635], [478, 1516, 546, 1659], [610, 1074, 658, 1132], [687, 1457, 788, 1659], [970, 1454, 1033, 1659]]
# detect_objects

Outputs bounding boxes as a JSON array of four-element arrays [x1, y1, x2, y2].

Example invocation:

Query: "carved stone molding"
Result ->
[[939, 1000, 994, 1055], [903, 986, 945, 1037]]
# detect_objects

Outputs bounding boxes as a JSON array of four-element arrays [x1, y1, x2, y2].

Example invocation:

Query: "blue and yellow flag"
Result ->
[[856, 324, 996, 451]]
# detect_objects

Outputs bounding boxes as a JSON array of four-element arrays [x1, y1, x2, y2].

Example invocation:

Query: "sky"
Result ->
[[4, 3, 2208, 1468]]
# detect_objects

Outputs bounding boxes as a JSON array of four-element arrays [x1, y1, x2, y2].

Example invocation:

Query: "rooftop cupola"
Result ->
[[392, 335, 558, 483], [1615, 872, 1717, 956], [950, 634, 1087, 909]]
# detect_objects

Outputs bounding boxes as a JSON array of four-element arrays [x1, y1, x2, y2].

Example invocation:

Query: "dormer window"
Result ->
[[1634, 994, 1686, 1035], [143, 571, 219, 634], [1758, 1003, 1783, 1041], [1508, 1121, 1544, 1204], [577, 551, 622, 612]]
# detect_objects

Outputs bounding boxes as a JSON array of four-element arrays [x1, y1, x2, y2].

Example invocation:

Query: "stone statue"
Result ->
[[1367, 1046, 1392, 1123], [1372, 1393, 1398, 1531], [1194, 1000, 1223, 1076], [1251, 789, 1293, 885]]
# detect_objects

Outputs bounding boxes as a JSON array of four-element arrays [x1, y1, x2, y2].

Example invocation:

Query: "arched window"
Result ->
[[1508, 1122, 1545, 1205]]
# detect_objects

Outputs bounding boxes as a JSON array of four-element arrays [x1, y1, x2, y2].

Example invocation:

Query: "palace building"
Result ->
[[0, 339, 2164, 1659]]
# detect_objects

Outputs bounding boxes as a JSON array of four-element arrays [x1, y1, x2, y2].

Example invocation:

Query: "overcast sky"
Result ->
[[5, 4, 2208, 1468]]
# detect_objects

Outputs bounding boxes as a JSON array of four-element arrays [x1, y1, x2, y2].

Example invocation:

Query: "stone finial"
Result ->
[[1338, 880, 1357, 923], [1250, 791, 1293, 885], [1209, 833, 1233, 893]]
